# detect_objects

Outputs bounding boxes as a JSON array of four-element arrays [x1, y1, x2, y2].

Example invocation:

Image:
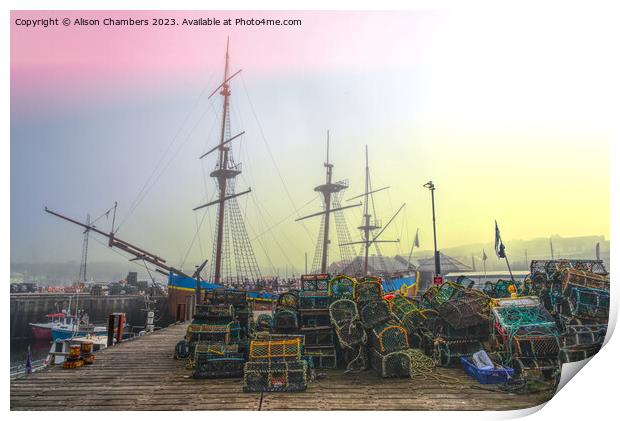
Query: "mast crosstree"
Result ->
[[342, 146, 405, 276], [296, 132, 360, 274]]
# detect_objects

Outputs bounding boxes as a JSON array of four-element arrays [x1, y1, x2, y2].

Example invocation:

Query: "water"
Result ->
[[11, 338, 51, 372]]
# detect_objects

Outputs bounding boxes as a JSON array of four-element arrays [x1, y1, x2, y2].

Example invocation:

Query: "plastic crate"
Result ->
[[460, 357, 514, 384]]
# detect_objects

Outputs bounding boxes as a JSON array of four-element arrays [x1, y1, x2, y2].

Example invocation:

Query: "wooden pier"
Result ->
[[11, 323, 551, 411]]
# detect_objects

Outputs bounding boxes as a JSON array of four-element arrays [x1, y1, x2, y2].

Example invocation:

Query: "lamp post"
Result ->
[[423, 181, 441, 276]]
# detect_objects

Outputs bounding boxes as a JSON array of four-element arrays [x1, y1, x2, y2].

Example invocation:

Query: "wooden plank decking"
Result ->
[[11, 323, 551, 411]]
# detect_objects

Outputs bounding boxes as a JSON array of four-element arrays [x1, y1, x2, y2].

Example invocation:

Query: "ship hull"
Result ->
[[30, 324, 52, 341]]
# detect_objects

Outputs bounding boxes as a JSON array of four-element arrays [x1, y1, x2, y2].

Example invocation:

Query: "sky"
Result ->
[[10, 10, 612, 277]]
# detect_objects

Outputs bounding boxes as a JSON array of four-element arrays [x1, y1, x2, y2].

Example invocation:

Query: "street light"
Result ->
[[423, 181, 441, 276]]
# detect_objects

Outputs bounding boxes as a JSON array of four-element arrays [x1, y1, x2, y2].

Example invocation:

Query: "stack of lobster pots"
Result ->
[[529, 260, 609, 363], [272, 290, 300, 334], [328, 275, 367, 372], [174, 289, 248, 379], [243, 333, 309, 392], [414, 280, 487, 367], [489, 296, 562, 385], [298, 274, 337, 369], [355, 277, 414, 377], [557, 266, 609, 362]]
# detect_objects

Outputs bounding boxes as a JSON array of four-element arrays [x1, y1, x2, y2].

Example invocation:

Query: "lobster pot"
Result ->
[[421, 286, 440, 308], [359, 300, 391, 329], [328, 275, 356, 301], [301, 274, 330, 292], [248, 336, 304, 362], [300, 310, 331, 328], [562, 268, 609, 293], [305, 346, 337, 369], [371, 348, 428, 378], [175, 340, 191, 359], [256, 314, 273, 332], [194, 304, 235, 323], [437, 292, 490, 329], [433, 319, 489, 341], [416, 309, 442, 333], [433, 339, 482, 367], [454, 275, 475, 288], [276, 291, 299, 310], [204, 289, 248, 306], [560, 345, 601, 363], [562, 324, 607, 349], [243, 361, 309, 392], [302, 327, 335, 347], [507, 334, 561, 359], [333, 319, 367, 348], [355, 281, 383, 305], [512, 357, 561, 385], [342, 345, 368, 372], [272, 309, 299, 333], [329, 299, 359, 323], [433, 282, 464, 307], [370, 322, 409, 354], [299, 290, 329, 309], [187, 322, 241, 344], [568, 287, 609, 321], [193, 353, 245, 379], [194, 342, 239, 357]]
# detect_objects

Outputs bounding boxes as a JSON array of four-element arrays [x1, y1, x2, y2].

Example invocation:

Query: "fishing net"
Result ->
[[562, 268, 609, 293], [432, 338, 482, 367], [248, 335, 304, 362], [436, 289, 490, 329], [243, 360, 309, 392], [355, 280, 384, 305], [328, 275, 356, 301], [370, 321, 409, 354], [272, 308, 299, 333], [371, 348, 453, 381], [255, 314, 273, 332], [567, 287, 609, 321], [359, 299, 392, 329], [299, 290, 330, 309]]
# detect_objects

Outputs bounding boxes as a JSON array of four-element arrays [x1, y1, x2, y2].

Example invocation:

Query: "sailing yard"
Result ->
[[10, 322, 551, 411]]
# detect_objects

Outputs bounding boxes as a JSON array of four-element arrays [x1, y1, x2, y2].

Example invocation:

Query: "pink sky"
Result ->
[[11, 10, 441, 105]]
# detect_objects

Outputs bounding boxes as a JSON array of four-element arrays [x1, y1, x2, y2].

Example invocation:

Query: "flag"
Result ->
[[414, 228, 420, 248], [482, 249, 487, 261], [25, 345, 32, 375], [596, 242, 600, 260], [495, 220, 506, 258]]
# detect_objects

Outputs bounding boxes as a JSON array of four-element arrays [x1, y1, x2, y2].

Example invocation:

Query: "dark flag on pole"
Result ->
[[495, 220, 506, 258], [414, 228, 420, 248], [482, 249, 487, 261], [596, 242, 600, 260], [26, 345, 32, 375]]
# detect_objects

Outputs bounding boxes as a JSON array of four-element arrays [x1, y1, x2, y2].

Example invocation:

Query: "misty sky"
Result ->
[[11, 10, 611, 275]]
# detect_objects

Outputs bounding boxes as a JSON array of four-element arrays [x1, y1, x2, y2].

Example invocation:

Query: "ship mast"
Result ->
[[295, 132, 361, 273], [193, 38, 257, 285], [343, 146, 404, 276]]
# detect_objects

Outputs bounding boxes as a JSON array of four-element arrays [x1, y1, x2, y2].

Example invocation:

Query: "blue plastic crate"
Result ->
[[460, 357, 514, 384]]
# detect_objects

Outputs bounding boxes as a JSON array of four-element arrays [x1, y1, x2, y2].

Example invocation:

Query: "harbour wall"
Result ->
[[10, 293, 151, 339]]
